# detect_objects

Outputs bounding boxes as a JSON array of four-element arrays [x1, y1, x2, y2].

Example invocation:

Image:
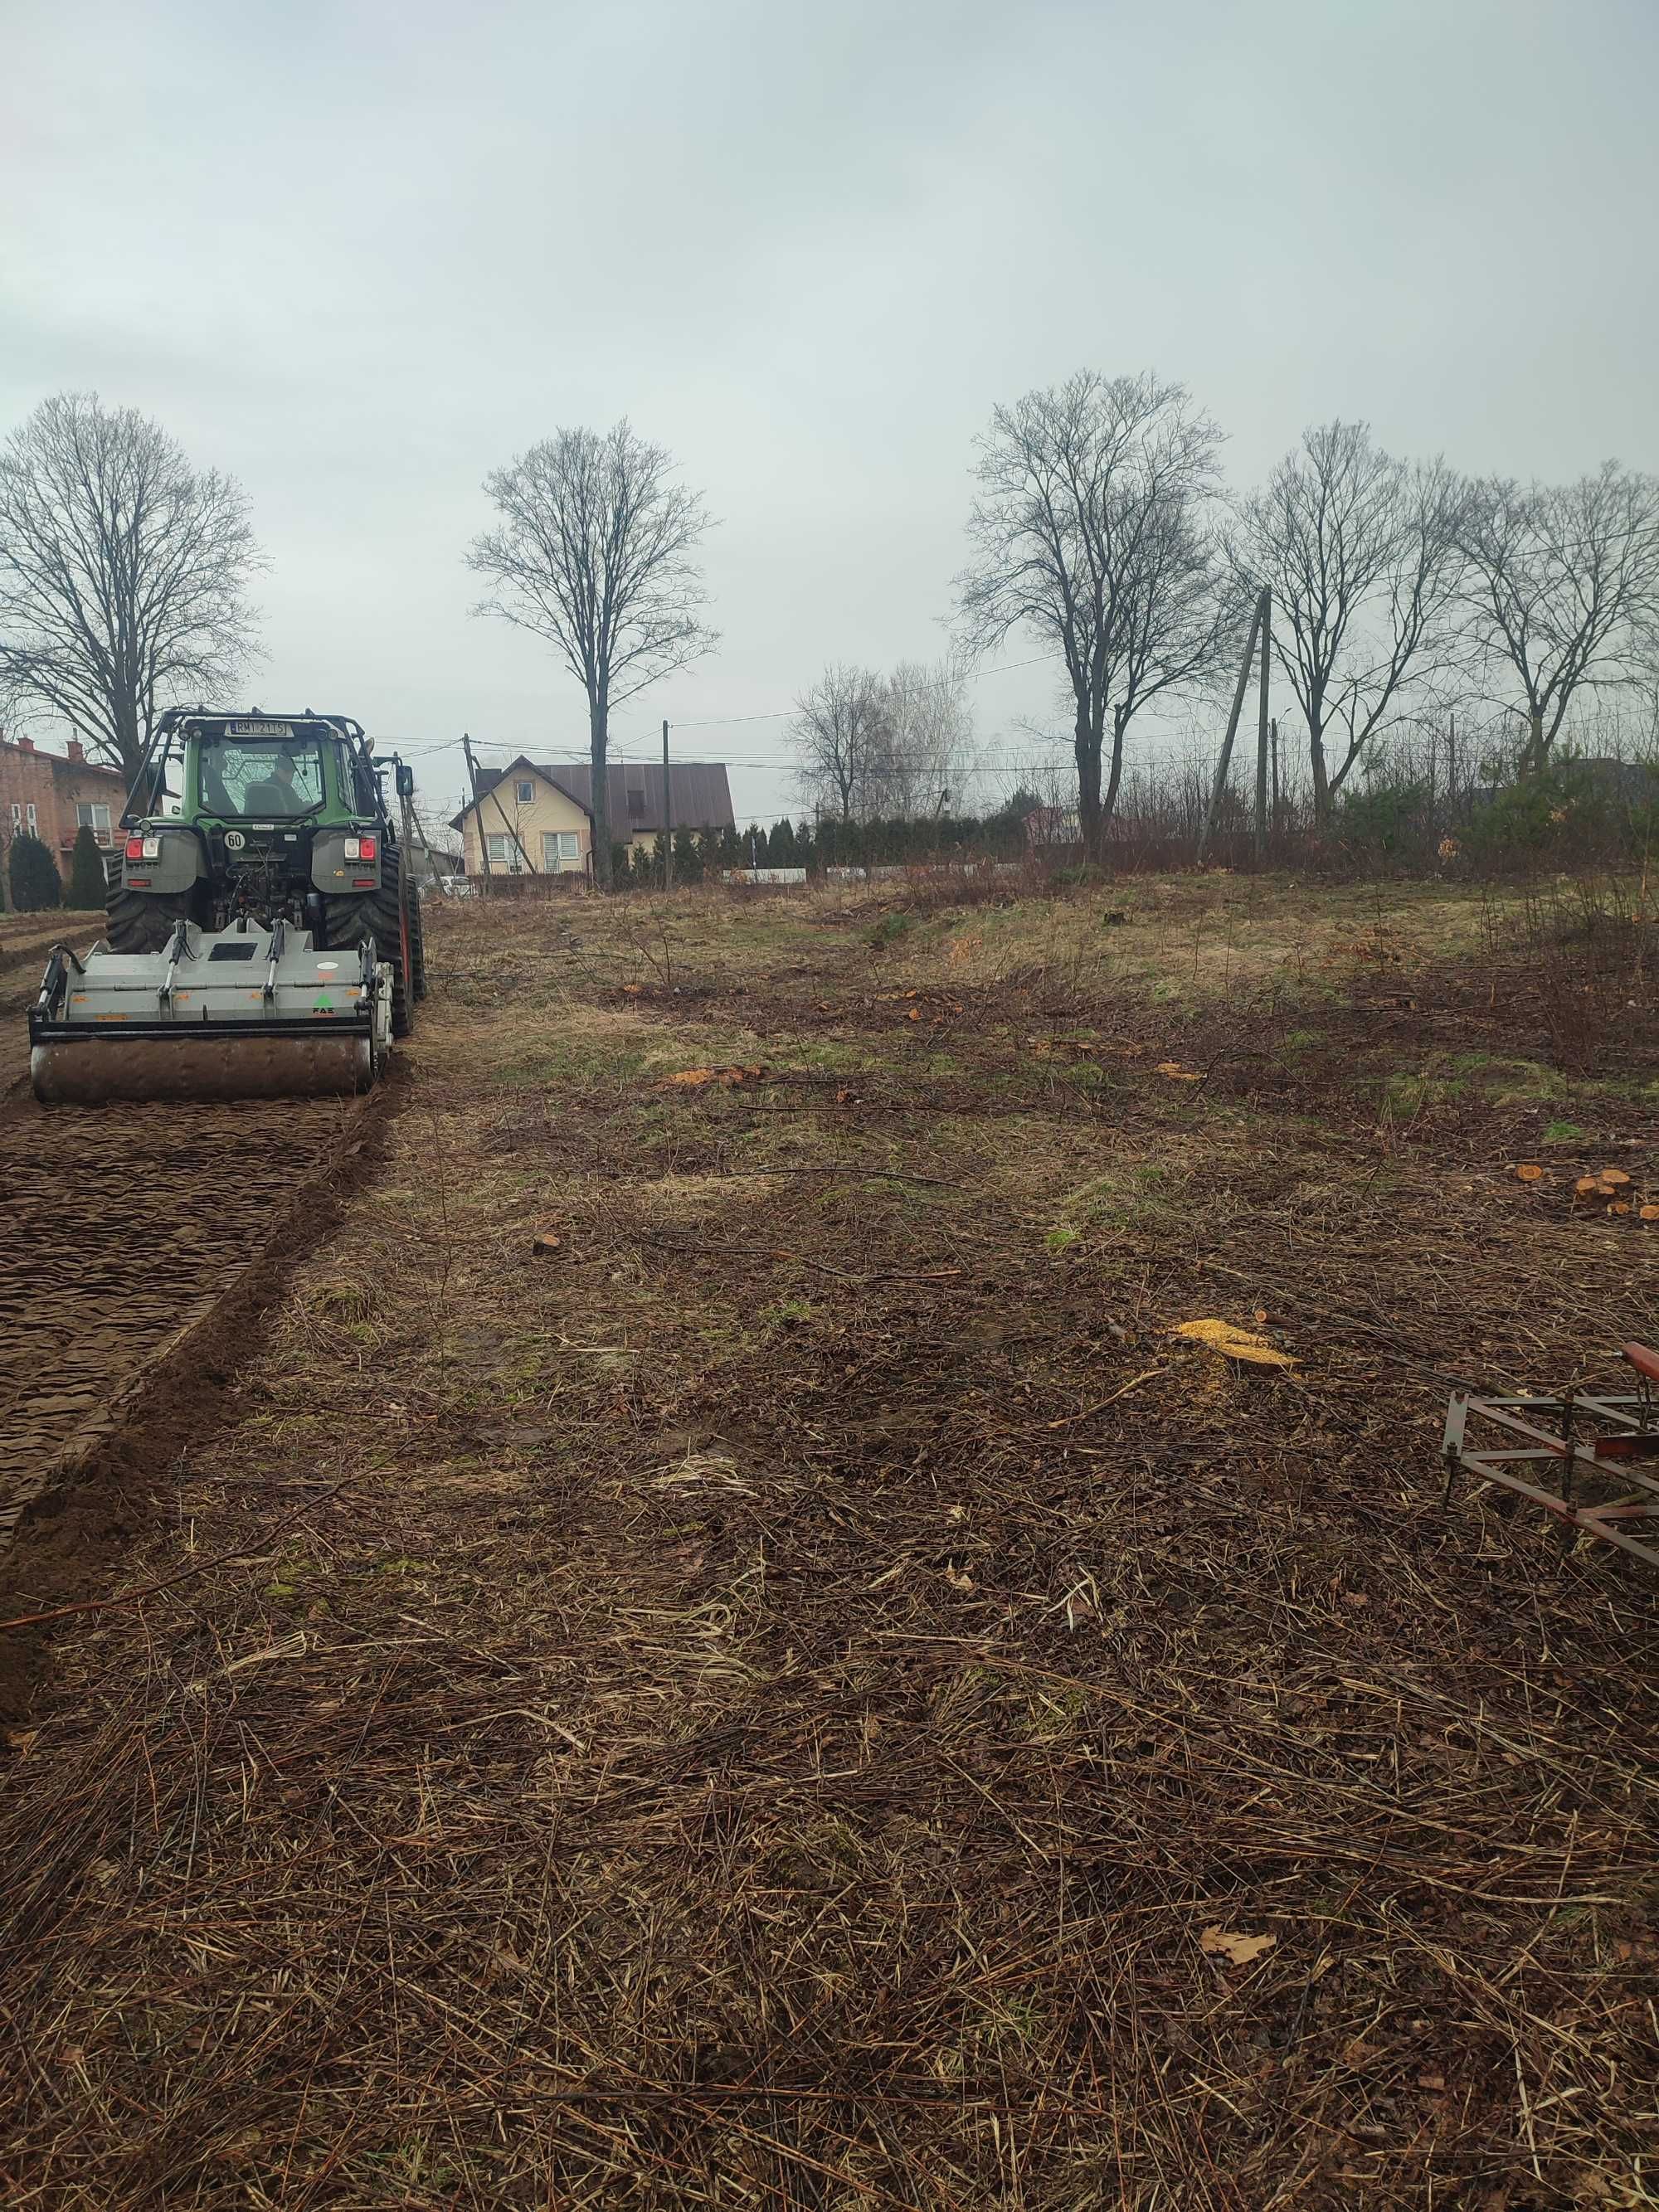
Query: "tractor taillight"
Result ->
[[124, 836, 144, 860], [358, 835, 377, 862]]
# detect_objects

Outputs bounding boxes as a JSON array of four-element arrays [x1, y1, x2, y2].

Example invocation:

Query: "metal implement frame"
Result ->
[[28, 927, 387, 1103], [1442, 1343, 1659, 1567]]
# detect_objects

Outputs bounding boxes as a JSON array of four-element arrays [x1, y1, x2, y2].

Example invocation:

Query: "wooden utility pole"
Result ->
[[407, 799, 445, 887], [1198, 591, 1265, 863], [462, 732, 494, 893], [1253, 587, 1272, 863], [662, 718, 673, 892]]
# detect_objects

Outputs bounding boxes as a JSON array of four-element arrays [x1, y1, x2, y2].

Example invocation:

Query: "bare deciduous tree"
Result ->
[[0, 391, 261, 780], [788, 663, 890, 820], [875, 657, 979, 818], [467, 421, 717, 888], [1457, 461, 1659, 767], [1229, 422, 1467, 821], [955, 370, 1226, 858]]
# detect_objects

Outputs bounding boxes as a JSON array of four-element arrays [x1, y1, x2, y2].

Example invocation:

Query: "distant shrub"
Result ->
[[66, 824, 108, 907], [8, 830, 61, 912], [867, 912, 912, 949], [1463, 754, 1609, 861], [1335, 778, 1432, 859]]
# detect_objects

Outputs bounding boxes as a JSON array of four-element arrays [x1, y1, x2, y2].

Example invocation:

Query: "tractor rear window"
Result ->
[[199, 737, 326, 819]]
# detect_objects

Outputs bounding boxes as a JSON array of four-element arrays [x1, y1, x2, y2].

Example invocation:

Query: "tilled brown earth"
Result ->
[[0, 1092, 367, 1553]]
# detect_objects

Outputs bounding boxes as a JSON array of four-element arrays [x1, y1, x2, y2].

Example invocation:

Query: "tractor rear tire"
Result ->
[[323, 856, 413, 1038], [409, 885, 427, 1002], [105, 885, 197, 955]]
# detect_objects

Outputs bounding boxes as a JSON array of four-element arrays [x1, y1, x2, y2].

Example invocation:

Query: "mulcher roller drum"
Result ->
[[26, 706, 421, 1106], [30, 923, 392, 1105]]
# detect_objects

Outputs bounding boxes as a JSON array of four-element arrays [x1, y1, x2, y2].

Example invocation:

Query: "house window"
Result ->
[[515, 779, 535, 805], [76, 800, 112, 843], [626, 784, 646, 819], [26, 803, 37, 833], [484, 834, 523, 873], [541, 829, 581, 871], [7, 803, 19, 829]]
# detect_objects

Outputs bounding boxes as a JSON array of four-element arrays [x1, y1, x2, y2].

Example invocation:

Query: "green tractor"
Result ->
[[29, 708, 426, 1104], [107, 708, 426, 1029]]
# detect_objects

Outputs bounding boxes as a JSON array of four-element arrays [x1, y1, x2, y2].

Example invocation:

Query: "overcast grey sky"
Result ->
[[5, 0, 1656, 827]]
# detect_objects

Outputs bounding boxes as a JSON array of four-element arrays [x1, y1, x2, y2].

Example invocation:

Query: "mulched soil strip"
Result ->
[[0, 1067, 403, 1722]]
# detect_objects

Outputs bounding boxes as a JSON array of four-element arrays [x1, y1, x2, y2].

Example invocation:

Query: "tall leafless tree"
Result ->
[[1229, 422, 1467, 820], [955, 371, 1226, 858], [467, 421, 717, 888], [1457, 461, 1659, 768], [875, 656, 980, 818], [0, 391, 261, 780], [788, 663, 890, 820]]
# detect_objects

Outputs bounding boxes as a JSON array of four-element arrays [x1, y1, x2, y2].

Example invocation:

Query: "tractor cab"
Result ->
[[195, 726, 333, 821], [117, 712, 396, 933]]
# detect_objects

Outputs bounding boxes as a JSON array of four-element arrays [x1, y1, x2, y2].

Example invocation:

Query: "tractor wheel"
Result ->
[[105, 884, 197, 955], [408, 885, 427, 1001], [323, 855, 413, 1038]]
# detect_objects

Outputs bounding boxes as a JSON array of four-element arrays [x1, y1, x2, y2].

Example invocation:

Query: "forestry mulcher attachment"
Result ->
[[29, 710, 426, 1105]]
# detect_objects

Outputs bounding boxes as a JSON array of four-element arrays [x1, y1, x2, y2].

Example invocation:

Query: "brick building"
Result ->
[[0, 732, 129, 902]]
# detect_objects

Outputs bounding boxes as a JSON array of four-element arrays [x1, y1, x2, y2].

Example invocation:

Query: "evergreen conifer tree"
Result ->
[[66, 824, 108, 908], [8, 830, 61, 912]]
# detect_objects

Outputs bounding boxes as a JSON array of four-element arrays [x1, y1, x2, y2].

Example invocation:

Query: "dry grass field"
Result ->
[[1, 871, 1656, 2209]]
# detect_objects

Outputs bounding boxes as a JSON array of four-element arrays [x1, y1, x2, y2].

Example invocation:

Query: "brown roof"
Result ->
[[452, 757, 735, 837], [0, 737, 125, 787], [50, 755, 125, 789]]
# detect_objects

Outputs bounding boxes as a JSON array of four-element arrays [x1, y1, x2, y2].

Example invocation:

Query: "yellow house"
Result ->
[[450, 756, 736, 877], [453, 760, 592, 877]]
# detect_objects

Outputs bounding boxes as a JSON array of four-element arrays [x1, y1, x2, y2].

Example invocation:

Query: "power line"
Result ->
[[658, 652, 1055, 732], [403, 650, 1061, 762]]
